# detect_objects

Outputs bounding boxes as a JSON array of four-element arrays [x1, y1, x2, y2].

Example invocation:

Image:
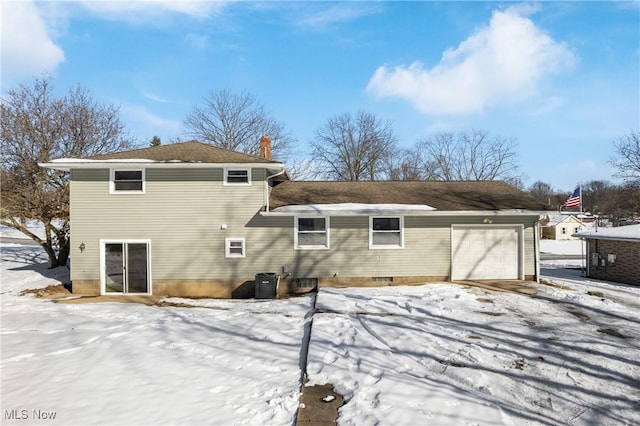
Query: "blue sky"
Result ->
[[2, 1, 639, 191]]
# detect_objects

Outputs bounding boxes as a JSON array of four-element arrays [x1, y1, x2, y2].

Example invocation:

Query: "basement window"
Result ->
[[111, 169, 144, 193], [296, 278, 318, 289], [372, 277, 394, 282]]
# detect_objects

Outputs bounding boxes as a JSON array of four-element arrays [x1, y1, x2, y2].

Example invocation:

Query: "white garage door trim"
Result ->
[[451, 225, 524, 281]]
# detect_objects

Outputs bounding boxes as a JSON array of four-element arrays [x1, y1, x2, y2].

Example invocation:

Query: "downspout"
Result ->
[[534, 215, 544, 282], [265, 167, 286, 212]]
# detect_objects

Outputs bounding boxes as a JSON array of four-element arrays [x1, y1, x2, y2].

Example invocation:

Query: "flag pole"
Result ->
[[579, 184, 583, 216], [579, 184, 585, 276]]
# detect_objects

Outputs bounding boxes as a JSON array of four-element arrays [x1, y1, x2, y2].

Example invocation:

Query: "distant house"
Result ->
[[573, 224, 640, 286], [541, 214, 585, 240], [40, 140, 551, 298]]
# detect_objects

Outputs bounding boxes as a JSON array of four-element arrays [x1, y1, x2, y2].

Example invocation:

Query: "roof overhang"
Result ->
[[572, 235, 640, 242], [261, 205, 548, 217], [572, 233, 640, 242], [573, 224, 640, 242], [39, 160, 286, 174]]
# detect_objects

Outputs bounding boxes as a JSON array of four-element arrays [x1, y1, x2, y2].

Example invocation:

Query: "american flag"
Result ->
[[562, 186, 581, 209]]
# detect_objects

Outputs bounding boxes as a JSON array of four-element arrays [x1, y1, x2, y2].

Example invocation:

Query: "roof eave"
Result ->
[[39, 161, 285, 173], [573, 234, 640, 242], [261, 209, 547, 217]]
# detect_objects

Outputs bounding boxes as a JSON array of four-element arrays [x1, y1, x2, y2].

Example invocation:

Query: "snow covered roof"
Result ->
[[269, 181, 550, 212], [271, 203, 436, 215], [573, 224, 640, 241], [545, 214, 583, 226]]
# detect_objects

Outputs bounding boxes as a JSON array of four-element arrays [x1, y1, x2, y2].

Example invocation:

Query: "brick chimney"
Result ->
[[259, 135, 272, 160]]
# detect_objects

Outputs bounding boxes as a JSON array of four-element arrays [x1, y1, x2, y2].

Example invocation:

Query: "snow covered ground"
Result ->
[[1, 244, 311, 425], [1, 242, 639, 425], [540, 239, 584, 255], [1, 222, 48, 240], [306, 279, 639, 425]]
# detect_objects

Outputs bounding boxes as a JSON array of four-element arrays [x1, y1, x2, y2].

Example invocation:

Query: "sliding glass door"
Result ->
[[104, 242, 149, 294]]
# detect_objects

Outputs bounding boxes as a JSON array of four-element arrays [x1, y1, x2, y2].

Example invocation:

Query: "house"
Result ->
[[541, 214, 586, 240], [573, 224, 640, 286], [40, 140, 551, 298]]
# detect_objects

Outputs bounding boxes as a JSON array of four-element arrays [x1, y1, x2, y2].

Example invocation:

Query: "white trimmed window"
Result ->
[[370, 217, 403, 249], [225, 238, 245, 258], [111, 169, 144, 193], [224, 168, 251, 185], [295, 217, 329, 249]]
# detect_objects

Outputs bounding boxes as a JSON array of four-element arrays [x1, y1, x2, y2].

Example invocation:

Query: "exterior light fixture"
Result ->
[[483, 218, 493, 224], [79, 242, 86, 252]]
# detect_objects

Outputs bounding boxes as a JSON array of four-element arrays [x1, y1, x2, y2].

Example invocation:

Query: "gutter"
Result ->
[[39, 161, 285, 173], [571, 234, 640, 243], [260, 209, 551, 217]]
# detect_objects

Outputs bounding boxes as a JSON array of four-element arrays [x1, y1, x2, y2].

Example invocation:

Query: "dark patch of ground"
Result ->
[[296, 383, 344, 426]]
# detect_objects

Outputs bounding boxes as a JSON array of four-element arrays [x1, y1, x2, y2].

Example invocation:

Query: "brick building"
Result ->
[[573, 224, 640, 286]]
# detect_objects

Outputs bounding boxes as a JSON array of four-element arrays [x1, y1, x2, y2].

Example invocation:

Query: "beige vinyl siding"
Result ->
[[251, 215, 537, 280], [70, 168, 277, 283], [70, 167, 539, 285]]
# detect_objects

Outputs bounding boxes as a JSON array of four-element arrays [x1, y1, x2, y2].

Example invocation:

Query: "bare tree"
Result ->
[[614, 179, 640, 224], [386, 147, 428, 181], [417, 129, 521, 183], [182, 89, 294, 160], [580, 179, 640, 225], [610, 131, 640, 180], [311, 111, 397, 181], [527, 181, 555, 206], [1, 77, 133, 268]]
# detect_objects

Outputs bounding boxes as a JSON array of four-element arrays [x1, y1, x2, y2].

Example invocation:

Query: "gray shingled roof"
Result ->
[[88, 141, 280, 164], [269, 180, 550, 211]]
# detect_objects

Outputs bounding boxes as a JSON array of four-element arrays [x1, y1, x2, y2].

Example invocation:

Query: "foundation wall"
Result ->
[[71, 280, 100, 295], [72, 275, 474, 298]]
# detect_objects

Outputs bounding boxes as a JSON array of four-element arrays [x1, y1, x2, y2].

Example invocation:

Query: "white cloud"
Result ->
[[0, 0, 64, 84], [79, 0, 227, 23], [139, 90, 173, 104], [296, 3, 382, 30], [121, 103, 182, 138], [367, 5, 575, 115]]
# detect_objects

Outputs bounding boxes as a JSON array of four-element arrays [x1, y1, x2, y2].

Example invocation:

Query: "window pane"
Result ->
[[127, 243, 149, 293], [113, 170, 143, 192], [114, 181, 143, 191], [298, 218, 325, 232], [298, 232, 327, 246], [227, 169, 249, 183], [372, 232, 401, 246], [229, 247, 243, 255], [114, 170, 142, 181], [227, 239, 244, 256], [373, 217, 400, 231], [105, 244, 124, 293]]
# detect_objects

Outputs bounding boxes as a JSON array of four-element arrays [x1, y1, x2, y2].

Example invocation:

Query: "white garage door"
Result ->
[[451, 226, 521, 280]]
